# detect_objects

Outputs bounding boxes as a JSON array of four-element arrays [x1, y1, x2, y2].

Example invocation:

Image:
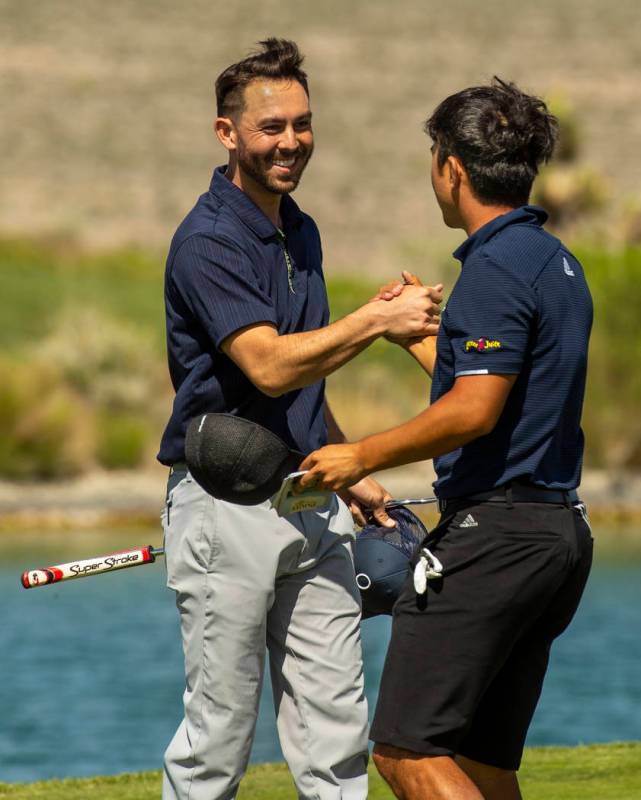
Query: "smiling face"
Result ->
[[225, 78, 314, 197]]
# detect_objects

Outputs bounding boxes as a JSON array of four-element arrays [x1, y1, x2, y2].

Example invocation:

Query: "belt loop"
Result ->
[[505, 483, 514, 509], [563, 490, 571, 508]]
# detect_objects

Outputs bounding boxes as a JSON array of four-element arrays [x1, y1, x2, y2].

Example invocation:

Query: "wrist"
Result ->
[[353, 300, 388, 338], [406, 335, 430, 353], [354, 437, 379, 475]]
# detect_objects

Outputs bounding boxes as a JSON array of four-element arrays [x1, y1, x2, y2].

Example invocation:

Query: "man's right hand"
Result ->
[[370, 273, 443, 338]]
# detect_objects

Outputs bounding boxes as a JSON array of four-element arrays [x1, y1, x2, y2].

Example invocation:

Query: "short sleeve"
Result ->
[[170, 234, 277, 349], [446, 255, 537, 377]]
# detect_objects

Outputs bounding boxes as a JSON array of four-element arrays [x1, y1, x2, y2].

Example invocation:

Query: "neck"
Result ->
[[226, 159, 282, 227], [461, 201, 517, 237]]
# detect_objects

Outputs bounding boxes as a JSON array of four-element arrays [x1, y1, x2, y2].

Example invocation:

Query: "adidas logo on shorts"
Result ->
[[459, 513, 478, 528]]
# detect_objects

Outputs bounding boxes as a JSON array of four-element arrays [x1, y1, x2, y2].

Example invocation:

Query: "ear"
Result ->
[[446, 155, 465, 188], [214, 116, 237, 152]]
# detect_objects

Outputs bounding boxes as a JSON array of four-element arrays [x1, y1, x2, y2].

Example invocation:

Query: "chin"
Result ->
[[267, 176, 300, 194]]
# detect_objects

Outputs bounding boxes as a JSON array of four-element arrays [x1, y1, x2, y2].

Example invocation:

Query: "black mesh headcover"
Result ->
[[185, 413, 304, 505]]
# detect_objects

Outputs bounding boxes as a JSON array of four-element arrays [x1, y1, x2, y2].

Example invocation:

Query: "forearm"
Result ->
[[356, 384, 495, 473], [405, 336, 438, 377], [299, 375, 516, 492], [241, 305, 387, 396], [223, 283, 439, 397], [276, 309, 380, 389]]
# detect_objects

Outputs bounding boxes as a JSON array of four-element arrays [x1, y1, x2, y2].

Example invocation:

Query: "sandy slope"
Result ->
[[2, 0, 641, 276]]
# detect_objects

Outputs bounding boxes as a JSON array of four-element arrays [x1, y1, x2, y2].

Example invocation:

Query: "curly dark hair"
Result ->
[[425, 77, 558, 207], [215, 38, 309, 118]]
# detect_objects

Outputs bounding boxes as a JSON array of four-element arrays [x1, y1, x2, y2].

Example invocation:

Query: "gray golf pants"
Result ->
[[161, 472, 369, 800]]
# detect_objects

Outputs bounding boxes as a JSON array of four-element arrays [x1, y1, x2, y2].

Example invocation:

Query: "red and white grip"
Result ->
[[21, 545, 159, 589]]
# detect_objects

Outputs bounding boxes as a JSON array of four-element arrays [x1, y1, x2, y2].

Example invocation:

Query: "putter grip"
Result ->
[[21, 546, 157, 589]]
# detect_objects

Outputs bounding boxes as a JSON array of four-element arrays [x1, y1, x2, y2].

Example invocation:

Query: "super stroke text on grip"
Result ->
[[69, 552, 142, 575]]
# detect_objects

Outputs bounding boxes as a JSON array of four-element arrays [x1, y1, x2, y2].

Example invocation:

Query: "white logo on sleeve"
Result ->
[[563, 257, 575, 277], [459, 513, 478, 528]]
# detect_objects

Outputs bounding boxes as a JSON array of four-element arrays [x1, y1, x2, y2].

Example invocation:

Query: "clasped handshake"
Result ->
[[295, 270, 443, 505], [369, 269, 443, 344]]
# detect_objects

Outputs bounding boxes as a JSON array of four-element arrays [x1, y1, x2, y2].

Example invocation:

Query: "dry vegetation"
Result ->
[[2, 1, 641, 481], [2, 0, 641, 277]]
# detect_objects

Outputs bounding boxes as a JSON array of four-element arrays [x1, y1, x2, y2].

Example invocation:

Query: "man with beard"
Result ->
[[158, 38, 441, 800]]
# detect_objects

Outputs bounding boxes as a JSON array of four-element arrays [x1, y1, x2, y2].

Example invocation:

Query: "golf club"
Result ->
[[20, 498, 437, 590], [21, 545, 164, 589], [385, 497, 437, 507]]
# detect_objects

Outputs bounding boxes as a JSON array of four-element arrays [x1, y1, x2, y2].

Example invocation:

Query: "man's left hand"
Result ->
[[341, 475, 394, 528], [298, 443, 368, 494]]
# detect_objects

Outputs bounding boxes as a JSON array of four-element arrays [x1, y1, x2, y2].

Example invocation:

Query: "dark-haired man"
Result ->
[[158, 38, 441, 800], [299, 79, 593, 800]]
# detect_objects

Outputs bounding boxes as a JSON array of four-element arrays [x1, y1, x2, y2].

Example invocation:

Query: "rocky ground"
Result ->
[[1, 465, 640, 532]]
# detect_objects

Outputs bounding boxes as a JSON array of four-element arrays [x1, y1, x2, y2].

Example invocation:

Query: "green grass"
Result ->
[[519, 742, 641, 799], [0, 744, 639, 799], [0, 238, 166, 353]]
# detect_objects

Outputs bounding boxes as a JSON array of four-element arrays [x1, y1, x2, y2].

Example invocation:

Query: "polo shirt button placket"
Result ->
[[276, 228, 296, 293]]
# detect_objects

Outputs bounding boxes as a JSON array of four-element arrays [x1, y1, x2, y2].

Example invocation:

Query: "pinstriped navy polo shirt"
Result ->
[[432, 205, 593, 499], [158, 167, 329, 466]]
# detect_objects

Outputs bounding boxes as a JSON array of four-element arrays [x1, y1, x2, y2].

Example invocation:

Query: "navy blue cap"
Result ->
[[353, 507, 427, 618]]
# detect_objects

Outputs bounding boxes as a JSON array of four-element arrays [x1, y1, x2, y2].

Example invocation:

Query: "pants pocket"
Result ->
[[164, 477, 217, 590]]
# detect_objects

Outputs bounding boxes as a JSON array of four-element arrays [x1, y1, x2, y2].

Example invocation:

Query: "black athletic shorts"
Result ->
[[370, 499, 593, 771]]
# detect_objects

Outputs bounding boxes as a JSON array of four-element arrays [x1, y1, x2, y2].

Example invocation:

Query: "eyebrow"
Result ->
[[258, 112, 313, 126]]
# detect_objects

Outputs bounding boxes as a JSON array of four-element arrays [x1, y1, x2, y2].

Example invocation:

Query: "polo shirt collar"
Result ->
[[209, 166, 304, 240], [453, 205, 548, 263]]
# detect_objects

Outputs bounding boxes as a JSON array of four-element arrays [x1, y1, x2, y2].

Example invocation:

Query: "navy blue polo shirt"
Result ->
[[158, 167, 329, 466], [432, 206, 593, 498]]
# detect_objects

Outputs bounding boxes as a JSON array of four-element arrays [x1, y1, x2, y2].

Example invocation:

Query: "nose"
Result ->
[[278, 124, 298, 152]]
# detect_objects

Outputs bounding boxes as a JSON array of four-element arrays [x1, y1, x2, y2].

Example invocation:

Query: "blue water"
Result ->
[[1, 532, 640, 783]]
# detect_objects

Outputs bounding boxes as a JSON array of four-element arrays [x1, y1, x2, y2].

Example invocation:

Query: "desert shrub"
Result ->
[[0, 358, 94, 478], [620, 201, 641, 246], [547, 92, 581, 162], [32, 306, 166, 414], [95, 411, 152, 469], [533, 166, 608, 227], [578, 244, 641, 468], [28, 307, 167, 472], [532, 93, 608, 229], [0, 306, 169, 479]]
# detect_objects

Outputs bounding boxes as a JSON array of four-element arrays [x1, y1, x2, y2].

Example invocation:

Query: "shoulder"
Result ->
[[171, 192, 243, 245], [168, 198, 254, 275], [300, 210, 321, 238], [477, 223, 563, 287]]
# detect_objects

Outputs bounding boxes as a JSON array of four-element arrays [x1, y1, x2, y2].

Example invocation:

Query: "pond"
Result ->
[[1, 528, 640, 783]]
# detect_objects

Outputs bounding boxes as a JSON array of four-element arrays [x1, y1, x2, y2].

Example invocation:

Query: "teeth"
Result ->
[[274, 158, 295, 167]]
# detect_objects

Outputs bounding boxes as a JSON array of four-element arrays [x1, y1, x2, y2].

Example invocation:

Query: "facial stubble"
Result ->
[[236, 138, 314, 195]]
